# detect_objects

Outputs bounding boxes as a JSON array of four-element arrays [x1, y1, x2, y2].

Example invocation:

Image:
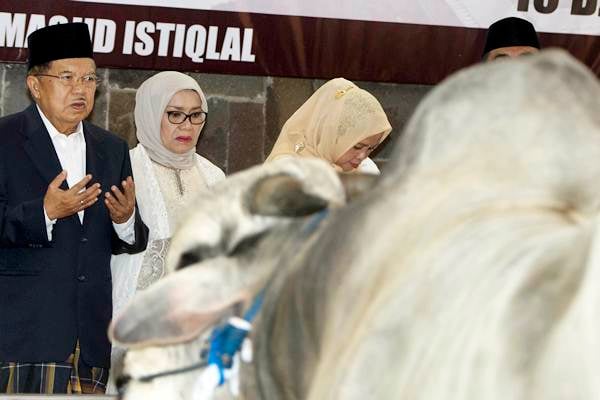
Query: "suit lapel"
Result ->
[[21, 105, 68, 190], [83, 124, 105, 232]]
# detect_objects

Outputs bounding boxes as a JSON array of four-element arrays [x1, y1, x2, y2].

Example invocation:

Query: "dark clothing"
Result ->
[[0, 104, 148, 368], [0, 341, 108, 394]]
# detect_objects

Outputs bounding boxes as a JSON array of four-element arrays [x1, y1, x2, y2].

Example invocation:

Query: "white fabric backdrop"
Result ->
[[74, 0, 600, 35]]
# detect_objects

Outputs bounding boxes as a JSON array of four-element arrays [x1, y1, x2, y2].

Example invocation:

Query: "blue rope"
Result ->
[[206, 291, 265, 385], [205, 208, 330, 386], [302, 208, 329, 236]]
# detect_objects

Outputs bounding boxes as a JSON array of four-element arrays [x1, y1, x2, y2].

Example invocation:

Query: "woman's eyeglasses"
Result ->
[[166, 111, 207, 125]]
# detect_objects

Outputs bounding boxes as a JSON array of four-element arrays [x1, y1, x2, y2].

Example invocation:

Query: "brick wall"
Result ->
[[0, 63, 431, 174]]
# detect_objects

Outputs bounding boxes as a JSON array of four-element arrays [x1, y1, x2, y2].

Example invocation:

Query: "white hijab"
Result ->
[[135, 71, 208, 170]]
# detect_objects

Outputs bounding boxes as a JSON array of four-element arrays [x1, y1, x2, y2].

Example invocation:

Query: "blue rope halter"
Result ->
[[206, 208, 330, 386], [206, 290, 265, 385]]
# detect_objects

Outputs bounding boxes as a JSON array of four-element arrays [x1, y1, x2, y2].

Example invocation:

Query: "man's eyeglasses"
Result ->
[[166, 111, 207, 125], [34, 73, 101, 87]]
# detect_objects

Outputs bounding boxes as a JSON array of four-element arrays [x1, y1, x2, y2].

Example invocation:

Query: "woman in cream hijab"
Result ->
[[108, 71, 225, 391], [266, 78, 392, 173]]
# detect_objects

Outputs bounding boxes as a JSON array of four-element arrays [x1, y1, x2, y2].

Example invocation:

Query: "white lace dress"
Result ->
[[108, 144, 225, 392]]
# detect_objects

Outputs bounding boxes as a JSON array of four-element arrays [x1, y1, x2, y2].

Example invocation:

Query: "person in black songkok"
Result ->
[[483, 17, 541, 61], [0, 22, 148, 395]]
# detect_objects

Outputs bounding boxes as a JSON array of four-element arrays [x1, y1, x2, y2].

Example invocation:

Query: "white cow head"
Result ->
[[108, 157, 356, 399], [110, 157, 349, 348]]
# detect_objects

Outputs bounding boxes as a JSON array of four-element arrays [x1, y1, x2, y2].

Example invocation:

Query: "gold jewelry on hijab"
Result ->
[[335, 85, 354, 99]]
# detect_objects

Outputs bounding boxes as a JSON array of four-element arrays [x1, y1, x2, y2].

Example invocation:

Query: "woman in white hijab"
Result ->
[[266, 78, 392, 174], [108, 71, 225, 391]]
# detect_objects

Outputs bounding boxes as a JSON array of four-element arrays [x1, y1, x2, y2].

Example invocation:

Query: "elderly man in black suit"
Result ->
[[0, 22, 148, 394]]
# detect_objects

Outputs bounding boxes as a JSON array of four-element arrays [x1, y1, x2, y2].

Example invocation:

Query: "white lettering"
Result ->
[[84, 17, 95, 38], [173, 23, 186, 58], [156, 22, 175, 56], [25, 14, 46, 48], [185, 25, 206, 63], [135, 21, 155, 56], [123, 20, 135, 55], [0, 12, 26, 47], [241, 28, 256, 62], [220, 27, 240, 61], [48, 15, 69, 25], [2, 13, 256, 65], [94, 18, 116, 53], [206, 26, 220, 60]]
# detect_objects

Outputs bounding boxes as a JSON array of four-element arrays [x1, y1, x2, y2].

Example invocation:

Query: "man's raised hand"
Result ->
[[105, 176, 136, 224], [43, 171, 101, 220]]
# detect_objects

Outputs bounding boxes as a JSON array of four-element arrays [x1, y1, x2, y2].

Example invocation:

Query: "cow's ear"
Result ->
[[247, 173, 330, 217], [109, 260, 247, 348], [338, 173, 379, 202]]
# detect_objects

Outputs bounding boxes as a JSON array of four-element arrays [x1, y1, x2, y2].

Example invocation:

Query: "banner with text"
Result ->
[[1, 0, 599, 83]]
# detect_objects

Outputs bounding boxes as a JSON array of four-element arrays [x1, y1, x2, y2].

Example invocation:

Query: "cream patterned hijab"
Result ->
[[135, 71, 208, 170], [266, 78, 392, 169]]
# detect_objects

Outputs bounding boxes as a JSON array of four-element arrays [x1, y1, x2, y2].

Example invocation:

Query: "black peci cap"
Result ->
[[483, 17, 540, 57], [27, 22, 94, 70]]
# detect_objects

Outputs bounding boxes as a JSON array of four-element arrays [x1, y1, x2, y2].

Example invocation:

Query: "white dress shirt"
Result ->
[[38, 105, 135, 243]]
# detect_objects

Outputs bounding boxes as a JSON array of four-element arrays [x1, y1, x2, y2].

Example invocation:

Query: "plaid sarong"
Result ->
[[0, 341, 108, 394]]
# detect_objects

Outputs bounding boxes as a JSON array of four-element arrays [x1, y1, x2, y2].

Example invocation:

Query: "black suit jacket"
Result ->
[[0, 105, 148, 367]]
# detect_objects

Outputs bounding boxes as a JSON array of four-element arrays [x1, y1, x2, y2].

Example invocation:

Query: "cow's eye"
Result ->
[[176, 247, 206, 270], [176, 244, 223, 270], [176, 251, 202, 270], [229, 232, 265, 256]]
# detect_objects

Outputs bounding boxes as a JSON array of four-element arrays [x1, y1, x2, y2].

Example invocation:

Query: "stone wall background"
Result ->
[[0, 63, 431, 174]]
